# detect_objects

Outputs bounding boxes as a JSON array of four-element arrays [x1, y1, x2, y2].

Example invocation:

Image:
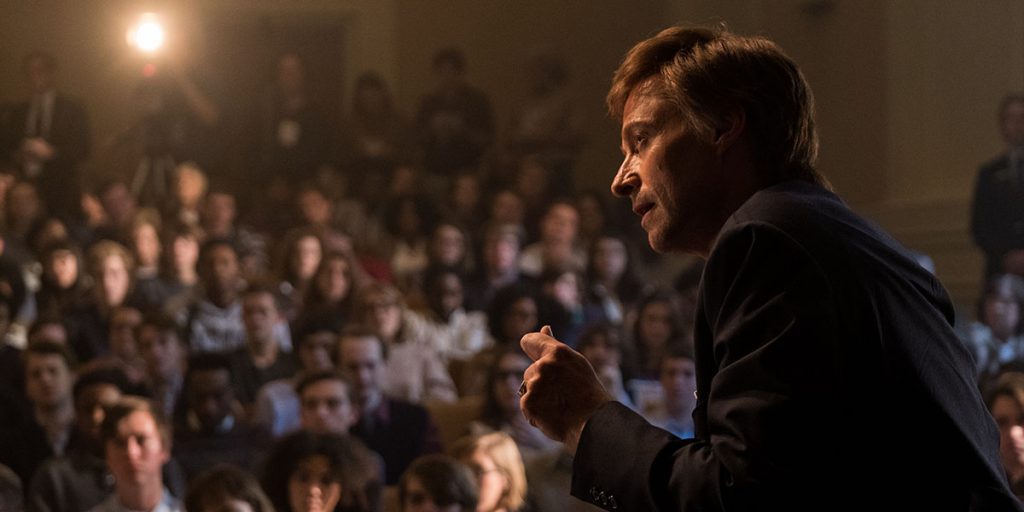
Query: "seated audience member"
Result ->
[[398, 455, 478, 512], [296, 252, 358, 331], [640, 343, 697, 439], [583, 233, 646, 324], [486, 284, 540, 349], [93, 180, 138, 246], [261, 430, 376, 512], [296, 371, 383, 510], [200, 189, 268, 279], [67, 240, 138, 363], [166, 162, 207, 232], [7, 317, 70, 423], [986, 371, 1024, 499], [229, 284, 297, 408], [136, 314, 187, 419], [158, 222, 201, 313], [338, 328, 443, 485], [130, 210, 172, 310], [0, 294, 26, 409], [628, 289, 686, 381], [468, 345, 559, 458], [173, 353, 269, 480], [27, 316, 69, 346], [450, 432, 528, 512], [442, 174, 483, 238], [537, 265, 605, 348], [36, 241, 89, 318], [275, 228, 323, 320], [511, 157, 556, 240], [184, 238, 245, 354], [103, 306, 145, 386], [385, 195, 435, 293], [26, 216, 72, 263], [964, 274, 1024, 380], [356, 283, 456, 404], [518, 200, 585, 278], [185, 464, 274, 512], [0, 464, 20, 512], [297, 372, 358, 436], [419, 265, 489, 361], [3, 181, 46, 266], [576, 323, 635, 409], [89, 397, 181, 512], [460, 284, 540, 394], [427, 221, 473, 276], [485, 190, 526, 232], [295, 186, 354, 254], [255, 319, 340, 437], [0, 341, 76, 486], [463, 223, 530, 312], [29, 367, 184, 512], [574, 191, 612, 250]]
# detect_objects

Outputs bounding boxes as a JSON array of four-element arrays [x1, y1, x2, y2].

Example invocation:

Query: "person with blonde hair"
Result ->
[[450, 432, 528, 512], [66, 240, 137, 362]]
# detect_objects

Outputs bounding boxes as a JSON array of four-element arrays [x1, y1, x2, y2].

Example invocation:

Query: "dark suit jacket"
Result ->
[[572, 180, 1021, 511], [971, 153, 1024, 278], [349, 398, 442, 485], [3, 94, 89, 216]]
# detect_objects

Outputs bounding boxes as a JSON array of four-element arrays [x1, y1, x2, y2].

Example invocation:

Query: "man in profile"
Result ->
[[519, 26, 1021, 511]]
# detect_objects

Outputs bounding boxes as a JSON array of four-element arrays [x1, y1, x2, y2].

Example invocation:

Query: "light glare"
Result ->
[[128, 14, 165, 53]]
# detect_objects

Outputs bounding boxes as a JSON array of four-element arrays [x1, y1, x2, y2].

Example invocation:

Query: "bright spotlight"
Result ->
[[128, 13, 165, 54]]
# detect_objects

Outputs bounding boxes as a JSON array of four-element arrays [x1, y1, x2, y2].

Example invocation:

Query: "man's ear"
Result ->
[[712, 107, 746, 155]]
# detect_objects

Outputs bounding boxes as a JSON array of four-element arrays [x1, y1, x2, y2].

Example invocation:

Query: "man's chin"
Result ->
[[646, 230, 674, 254], [647, 227, 699, 255]]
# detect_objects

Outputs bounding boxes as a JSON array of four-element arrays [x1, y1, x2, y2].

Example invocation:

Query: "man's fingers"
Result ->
[[520, 325, 560, 361]]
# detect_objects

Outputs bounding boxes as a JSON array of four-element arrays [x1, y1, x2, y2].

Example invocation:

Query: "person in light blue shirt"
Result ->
[[89, 397, 181, 512]]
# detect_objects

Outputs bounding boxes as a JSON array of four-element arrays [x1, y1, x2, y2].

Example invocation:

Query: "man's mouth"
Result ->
[[633, 202, 654, 217]]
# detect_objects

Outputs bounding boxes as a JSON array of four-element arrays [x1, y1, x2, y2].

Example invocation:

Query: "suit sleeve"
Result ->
[[571, 223, 841, 511]]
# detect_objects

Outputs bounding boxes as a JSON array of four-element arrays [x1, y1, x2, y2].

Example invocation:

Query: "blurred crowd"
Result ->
[[0, 47, 700, 512]]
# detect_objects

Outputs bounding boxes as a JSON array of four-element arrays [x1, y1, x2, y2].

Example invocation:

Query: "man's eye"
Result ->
[[633, 135, 648, 152]]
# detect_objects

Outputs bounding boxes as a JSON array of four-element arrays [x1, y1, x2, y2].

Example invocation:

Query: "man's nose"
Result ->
[[610, 159, 636, 198]]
